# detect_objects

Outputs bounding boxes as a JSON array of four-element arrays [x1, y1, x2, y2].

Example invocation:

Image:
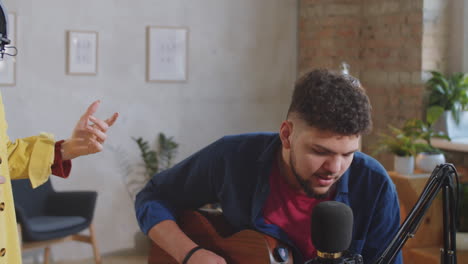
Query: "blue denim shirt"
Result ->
[[135, 133, 403, 264]]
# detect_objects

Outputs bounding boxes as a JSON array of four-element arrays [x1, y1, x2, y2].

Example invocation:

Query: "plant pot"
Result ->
[[394, 155, 414, 175], [433, 111, 468, 139], [415, 152, 446, 173]]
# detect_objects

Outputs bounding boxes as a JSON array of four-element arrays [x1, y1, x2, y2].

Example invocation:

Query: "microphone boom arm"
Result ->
[[374, 163, 459, 264]]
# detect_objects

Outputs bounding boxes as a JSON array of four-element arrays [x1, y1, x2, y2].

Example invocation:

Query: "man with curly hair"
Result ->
[[135, 69, 402, 264]]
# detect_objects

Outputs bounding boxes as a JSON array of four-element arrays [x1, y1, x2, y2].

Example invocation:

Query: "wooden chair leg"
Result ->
[[17, 224, 22, 248], [44, 246, 50, 264], [89, 223, 101, 264]]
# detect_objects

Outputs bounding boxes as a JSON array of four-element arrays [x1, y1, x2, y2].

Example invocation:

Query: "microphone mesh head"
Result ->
[[311, 201, 353, 253]]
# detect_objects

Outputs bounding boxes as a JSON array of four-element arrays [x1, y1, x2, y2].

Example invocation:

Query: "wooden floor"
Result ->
[[55, 256, 146, 264]]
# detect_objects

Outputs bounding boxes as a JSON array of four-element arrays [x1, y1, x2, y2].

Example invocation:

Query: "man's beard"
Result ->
[[290, 148, 336, 199]]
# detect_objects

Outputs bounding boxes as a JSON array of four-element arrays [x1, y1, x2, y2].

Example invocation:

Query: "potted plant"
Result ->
[[374, 122, 425, 175], [374, 119, 449, 174], [132, 133, 179, 189], [128, 133, 178, 254], [425, 71, 468, 139], [400, 119, 450, 172]]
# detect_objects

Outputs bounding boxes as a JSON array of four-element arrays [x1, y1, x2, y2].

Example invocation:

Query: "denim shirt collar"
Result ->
[[334, 163, 351, 205], [251, 135, 281, 220], [257, 134, 281, 163]]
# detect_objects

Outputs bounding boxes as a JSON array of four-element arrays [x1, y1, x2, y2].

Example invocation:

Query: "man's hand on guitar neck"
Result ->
[[185, 248, 226, 264], [148, 219, 227, 264]]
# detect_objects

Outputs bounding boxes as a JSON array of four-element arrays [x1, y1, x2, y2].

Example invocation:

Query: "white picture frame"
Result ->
[[66, 30, 98, 75], [146, 26, 188, 82], [0, 12, 17, 86]]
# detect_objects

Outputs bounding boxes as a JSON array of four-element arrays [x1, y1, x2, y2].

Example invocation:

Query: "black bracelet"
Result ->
[[182, 246, 203, 264]]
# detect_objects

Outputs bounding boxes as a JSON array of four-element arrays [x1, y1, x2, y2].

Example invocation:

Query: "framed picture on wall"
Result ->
[[146, 26, 188, 82], [66, 30, 98, 75], [0, 12, 17, 86]]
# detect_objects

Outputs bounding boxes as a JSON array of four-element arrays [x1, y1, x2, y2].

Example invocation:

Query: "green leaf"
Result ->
[[425, 70, 468, 125], [433, 84, 446, 95], [133, 133, 179, 179], [426, 106, 445, 125], [133, 136, 159, 177], [157, 133, 179, 171]]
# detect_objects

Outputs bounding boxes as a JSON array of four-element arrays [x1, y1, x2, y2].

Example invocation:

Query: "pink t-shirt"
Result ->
[[262, 161, 332, 260]]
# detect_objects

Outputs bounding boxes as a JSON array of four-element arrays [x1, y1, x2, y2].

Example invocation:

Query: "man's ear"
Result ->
[[279, 120, 293, 149]]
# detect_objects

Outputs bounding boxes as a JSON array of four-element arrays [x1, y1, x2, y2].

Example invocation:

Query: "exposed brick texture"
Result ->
[[299, 0, 362, 77], [298, 0, 466, 169]]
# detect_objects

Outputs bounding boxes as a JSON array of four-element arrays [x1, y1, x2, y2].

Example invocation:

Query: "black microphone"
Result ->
[[0, 1, 12, 59], [306, 201, 363, 264]]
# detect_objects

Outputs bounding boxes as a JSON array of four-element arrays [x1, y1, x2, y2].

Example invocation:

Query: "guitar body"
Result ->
[[148, 210, 294, 264]]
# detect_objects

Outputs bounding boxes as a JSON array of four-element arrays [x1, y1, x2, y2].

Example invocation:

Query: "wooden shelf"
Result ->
[[431, 137, 468, 152]]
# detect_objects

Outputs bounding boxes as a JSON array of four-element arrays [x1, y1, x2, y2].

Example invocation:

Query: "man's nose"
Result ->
[[323, 156, 341, 175]]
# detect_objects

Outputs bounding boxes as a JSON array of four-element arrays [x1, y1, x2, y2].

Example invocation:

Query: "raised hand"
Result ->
[[61, 100, 118, 160]]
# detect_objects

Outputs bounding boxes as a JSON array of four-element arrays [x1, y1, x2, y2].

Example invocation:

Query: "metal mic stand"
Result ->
[[374, 163, 459, 264]]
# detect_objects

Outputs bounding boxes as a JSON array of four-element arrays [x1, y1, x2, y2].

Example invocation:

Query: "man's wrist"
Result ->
[[182, 246, 203, 264]]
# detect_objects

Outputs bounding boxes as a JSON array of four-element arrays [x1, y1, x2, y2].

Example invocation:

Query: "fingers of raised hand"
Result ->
[[78, 101, 100, 127], [89, 116, 109, 133], [87, 137, 103, 153], [86, 125, 107, 143], [105, 113, 119, 127], [0, 176, 5, 184]]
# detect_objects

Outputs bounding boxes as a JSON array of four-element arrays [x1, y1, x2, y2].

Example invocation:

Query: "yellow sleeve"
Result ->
[[7, 132, 55, 188]]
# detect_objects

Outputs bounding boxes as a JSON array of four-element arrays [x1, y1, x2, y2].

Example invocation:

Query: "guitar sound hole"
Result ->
[[273, 247, 289, 262]]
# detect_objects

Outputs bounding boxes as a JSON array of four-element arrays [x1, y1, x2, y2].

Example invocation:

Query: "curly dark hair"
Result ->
[[287, 69, 372, 135]]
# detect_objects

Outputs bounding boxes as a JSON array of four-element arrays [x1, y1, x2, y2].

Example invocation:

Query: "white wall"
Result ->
[[1, 0, 298, 261]]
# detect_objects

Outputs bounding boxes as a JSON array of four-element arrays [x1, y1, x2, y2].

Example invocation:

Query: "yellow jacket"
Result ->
[[0, 93, 55, 264]]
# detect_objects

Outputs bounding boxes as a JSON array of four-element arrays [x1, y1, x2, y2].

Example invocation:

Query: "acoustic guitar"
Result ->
[[148, 209, 294, 264]]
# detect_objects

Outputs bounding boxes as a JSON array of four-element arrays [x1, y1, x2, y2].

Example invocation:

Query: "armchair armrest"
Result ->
[[46, 191, 97, 222], [14, 202, 29, 225], [14, 202, 37, 239]]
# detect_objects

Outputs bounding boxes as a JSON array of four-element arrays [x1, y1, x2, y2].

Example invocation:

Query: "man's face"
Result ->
[[280, 120, 360, 198]]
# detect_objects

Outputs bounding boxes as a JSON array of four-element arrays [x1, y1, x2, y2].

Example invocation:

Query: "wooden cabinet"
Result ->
[[388, 171, 468, 264]]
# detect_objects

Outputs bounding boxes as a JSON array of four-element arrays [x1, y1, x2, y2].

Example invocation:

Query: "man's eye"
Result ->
[[313, 150, 328, 155]]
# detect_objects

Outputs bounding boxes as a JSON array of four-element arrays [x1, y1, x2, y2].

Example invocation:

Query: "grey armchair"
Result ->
[[12, 178, 101, 264]]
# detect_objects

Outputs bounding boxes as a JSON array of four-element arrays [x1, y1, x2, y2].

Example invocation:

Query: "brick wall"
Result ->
[[298, 0, 466, 169], [360, 0, 425, 167], [298, 0, 362, 77]]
